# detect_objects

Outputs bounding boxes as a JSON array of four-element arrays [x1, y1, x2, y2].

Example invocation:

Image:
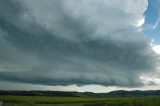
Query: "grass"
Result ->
[[0, 95, 160, 106], [0, 95, 106, 104]]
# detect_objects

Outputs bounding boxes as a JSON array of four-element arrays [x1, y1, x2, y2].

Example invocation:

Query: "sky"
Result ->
[[0, 0, 160, 93], [144, 0, 160, 44]]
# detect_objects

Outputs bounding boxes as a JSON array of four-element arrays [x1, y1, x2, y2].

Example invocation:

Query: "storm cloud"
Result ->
[[0, 0, 159, 88]]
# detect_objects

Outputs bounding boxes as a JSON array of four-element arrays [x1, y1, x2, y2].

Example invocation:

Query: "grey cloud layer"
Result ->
[[0, 0, 159, 87]]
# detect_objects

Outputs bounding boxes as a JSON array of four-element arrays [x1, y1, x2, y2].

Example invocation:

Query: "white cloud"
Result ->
[[152, 45, 160, 54], [153, 17, 160, 29], [137, 18, 145, 27], [20, 0, 148, 38]]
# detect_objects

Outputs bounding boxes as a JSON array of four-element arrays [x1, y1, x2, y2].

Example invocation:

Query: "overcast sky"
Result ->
[[0, 0, 160, 93]]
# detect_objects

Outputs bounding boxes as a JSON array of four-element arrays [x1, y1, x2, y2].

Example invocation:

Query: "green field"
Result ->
[[0, 95, 160, 106]]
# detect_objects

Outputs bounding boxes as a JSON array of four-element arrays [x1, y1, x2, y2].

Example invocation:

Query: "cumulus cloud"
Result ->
[[0, 0, 159, 89]]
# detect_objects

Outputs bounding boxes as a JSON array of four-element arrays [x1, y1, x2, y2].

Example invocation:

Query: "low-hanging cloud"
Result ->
[[0, 0, 159, 88]]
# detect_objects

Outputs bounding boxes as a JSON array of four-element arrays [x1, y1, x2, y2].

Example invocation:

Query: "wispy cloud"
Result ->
[[153, 17, 160, 29]]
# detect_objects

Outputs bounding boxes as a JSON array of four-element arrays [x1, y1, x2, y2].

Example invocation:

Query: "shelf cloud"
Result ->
[[0, 0, 159, 88]]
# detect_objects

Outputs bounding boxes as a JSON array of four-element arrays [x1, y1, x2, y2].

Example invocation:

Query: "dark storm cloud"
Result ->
[[0, 0, 159, 87]]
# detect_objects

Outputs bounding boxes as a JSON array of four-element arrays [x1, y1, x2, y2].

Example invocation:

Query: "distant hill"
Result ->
[[0, 90, 160, 97], [106, 90, 160, 97]]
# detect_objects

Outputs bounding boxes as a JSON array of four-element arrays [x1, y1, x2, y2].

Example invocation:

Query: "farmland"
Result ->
[[0, 95, 160, 106]]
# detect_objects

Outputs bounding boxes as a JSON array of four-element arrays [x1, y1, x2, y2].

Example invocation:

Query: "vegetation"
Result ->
[[0, 95, 160, 106], [0, 95, 106, 104]]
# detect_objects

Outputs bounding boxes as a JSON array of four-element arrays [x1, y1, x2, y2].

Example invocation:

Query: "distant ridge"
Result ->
[[106, 90, 160, 97], [0, 90, 160, 97]]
